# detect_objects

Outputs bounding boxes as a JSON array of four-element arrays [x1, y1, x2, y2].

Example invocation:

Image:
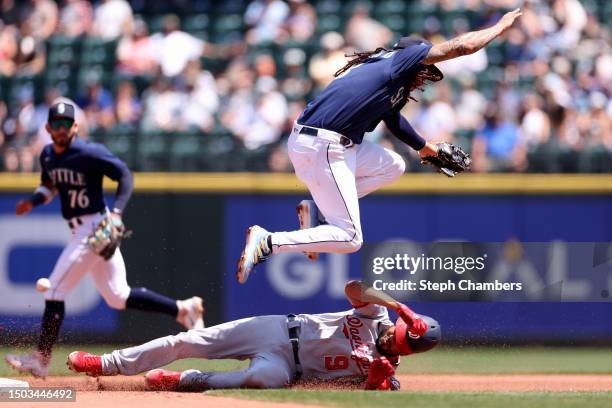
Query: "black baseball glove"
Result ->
[[421, 142, 471, 177], [87, 214, 132, 260]]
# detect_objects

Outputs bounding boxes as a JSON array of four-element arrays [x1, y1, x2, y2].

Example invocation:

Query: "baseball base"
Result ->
[[0, 377, 29, 387]]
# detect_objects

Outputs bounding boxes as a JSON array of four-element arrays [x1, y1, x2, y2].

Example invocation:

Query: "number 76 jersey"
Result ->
[[296, 304, 394, 379], [40, 138, 131, 219]]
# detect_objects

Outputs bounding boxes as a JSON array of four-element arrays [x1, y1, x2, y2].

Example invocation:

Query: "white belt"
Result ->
[[293, 122, 354, 148]]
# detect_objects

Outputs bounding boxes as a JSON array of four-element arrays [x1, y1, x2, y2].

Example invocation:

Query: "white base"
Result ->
[[0, 377, 29, 387]]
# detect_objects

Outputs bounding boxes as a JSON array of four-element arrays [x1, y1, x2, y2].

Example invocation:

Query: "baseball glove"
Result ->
[[87, 214, 132, 260], [421, 142, 471, 177]]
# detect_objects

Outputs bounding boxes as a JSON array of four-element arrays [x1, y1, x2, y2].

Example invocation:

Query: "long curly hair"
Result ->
[[334, 48, 443, 102]]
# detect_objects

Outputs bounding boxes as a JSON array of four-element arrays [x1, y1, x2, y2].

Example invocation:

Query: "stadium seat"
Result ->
[[580, 146, 612, 173], [374, 13, 407, 33], [315, 14, 342, 35], [137, 132, 170, 171], [80, 38, 117, 69], [214, 0, 247, 14], [210, 14, 244, 42], [169, 131, 206, 172], [377, 0, 406, 14], [182, 14, 210, 36], [317, 0, 342, 14]]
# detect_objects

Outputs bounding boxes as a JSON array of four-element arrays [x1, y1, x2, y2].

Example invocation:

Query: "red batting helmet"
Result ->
[[395, 315, 441, 355]]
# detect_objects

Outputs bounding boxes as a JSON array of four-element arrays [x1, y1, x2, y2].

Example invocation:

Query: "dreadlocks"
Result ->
[[405, 64, 444, 102], [334, 47, 389, 78], [334, 48, 444, 102]]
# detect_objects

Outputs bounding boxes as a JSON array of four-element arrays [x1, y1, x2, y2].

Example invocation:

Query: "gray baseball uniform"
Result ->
[[101, 304, 393, 388]]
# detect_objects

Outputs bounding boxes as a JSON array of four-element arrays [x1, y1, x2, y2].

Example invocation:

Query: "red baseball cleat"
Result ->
[[67, 351, 103, 377], [145, 369, 181, 391]]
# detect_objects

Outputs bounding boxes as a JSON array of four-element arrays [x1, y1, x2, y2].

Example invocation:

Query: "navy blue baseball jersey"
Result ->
[[298, 43, 432, 144], [39, 138, 133, 219]]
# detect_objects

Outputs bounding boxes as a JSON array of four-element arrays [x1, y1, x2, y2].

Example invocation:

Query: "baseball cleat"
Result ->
[[236, 225, 271, 284], [145, 369, 181, 391], [67, 351, 103, 377], [297, 199, 322, 261], [177, 296, 205, 330], [177, 369, 213, 392], [5, 351, 49, 378]]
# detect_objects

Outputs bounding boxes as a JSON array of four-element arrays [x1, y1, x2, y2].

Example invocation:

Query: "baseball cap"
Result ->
[[395, 315, 441, 355], [392, 35, 431, 50], [48, 102, 76, 122]]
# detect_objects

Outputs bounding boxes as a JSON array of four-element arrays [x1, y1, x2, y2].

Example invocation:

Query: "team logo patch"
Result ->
[[58, 103, 65, 114], [408, 331, 421, 339]]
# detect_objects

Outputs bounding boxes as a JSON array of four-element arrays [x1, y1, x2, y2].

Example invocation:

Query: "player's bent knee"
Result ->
[[340, 234, 363, 253], [104, 298, 127, 310], [390, 152, 406, 179], [348, 235, 363, 253], [101, 285, 131, 310], [102, 290, 129, 310]]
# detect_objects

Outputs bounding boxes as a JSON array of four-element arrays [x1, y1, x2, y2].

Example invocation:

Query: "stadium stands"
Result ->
[[0, 0, 609, 172]]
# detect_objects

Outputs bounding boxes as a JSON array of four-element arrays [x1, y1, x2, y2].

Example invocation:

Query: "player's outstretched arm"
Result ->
[[16, 181, 56, 216], [422, 8, 522, 65], [345, 280, 402, 309], [345, 280, 428, 336]]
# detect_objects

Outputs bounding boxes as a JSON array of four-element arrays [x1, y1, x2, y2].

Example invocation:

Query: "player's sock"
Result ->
[[37, 300, 65, 361], [126, 287, 179, 317]]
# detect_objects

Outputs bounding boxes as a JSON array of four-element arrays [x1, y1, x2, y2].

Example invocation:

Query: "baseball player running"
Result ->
[[5, 102, 204, 378], [236, 9, 522, 282], [67, 280, 440, 391]]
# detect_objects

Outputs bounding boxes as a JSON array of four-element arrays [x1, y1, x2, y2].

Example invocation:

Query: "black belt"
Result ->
[[299, 125, 354, 147], [287, 314, 303, 380], [68, 209, 105, 229]]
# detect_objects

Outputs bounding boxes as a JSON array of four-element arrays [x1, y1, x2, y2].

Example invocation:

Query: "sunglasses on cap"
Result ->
[[49, 118, 75, 130]]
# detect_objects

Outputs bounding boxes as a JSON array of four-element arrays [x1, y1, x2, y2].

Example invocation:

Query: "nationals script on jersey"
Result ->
[[296, 304, 394, 379]]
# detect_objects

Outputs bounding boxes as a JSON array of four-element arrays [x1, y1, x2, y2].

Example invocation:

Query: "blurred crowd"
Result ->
[[0, 0, 610, 173]]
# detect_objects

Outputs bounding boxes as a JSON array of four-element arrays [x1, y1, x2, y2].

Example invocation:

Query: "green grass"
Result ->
[[212, 390, 612, 408], [1, 345, 611, 377], [2, 345, 611, 408], [394, 346, 612, 374], [0, 345, 247, 377]]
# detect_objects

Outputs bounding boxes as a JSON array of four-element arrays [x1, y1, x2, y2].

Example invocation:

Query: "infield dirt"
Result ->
[[6, 374, 610, 408]]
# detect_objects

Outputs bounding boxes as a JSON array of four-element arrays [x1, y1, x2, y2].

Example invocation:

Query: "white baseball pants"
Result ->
[[271, 123, 405, 254], [45, 211, 131, 309], [101, 315, 296, 389]]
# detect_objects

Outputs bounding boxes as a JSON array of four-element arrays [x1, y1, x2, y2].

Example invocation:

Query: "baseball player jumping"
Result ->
[[236, 9, 522, 282], [5, 102, 204, 378], [67, 280, 440, 391]]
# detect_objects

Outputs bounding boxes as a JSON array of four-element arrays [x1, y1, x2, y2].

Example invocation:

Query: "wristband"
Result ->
[[29, 192, 47, 207]]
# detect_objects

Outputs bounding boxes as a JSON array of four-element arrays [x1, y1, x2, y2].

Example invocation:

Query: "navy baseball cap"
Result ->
[[392, 35, 431, 50], [48, 102, 76, 122]]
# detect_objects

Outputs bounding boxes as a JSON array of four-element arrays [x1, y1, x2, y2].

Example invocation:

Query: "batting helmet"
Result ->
[[395, 315, 441, 355]]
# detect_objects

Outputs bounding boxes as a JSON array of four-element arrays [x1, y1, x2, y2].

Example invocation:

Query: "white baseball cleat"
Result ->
[[5, 351, 49, 378], [236, 225, 271, 284], [177, 296, 205, 330], [296, 199, 323, 261]]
